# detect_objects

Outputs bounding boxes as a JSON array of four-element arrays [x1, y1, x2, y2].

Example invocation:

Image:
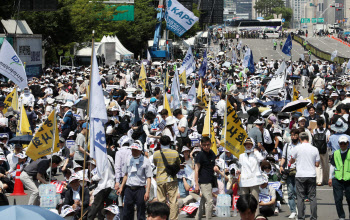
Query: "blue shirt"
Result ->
[[123, 155, 153, 186], [62, 110, 73, 130], [327, 133, 350, 152]]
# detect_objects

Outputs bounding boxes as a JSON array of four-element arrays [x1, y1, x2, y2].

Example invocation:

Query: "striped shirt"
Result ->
[[153, 148, 181, 185]]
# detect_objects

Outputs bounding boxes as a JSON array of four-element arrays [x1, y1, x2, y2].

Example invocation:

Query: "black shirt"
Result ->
[[247, 107, 260, 124], [195, 149, 216, 184], [24, 159, 50, 178]]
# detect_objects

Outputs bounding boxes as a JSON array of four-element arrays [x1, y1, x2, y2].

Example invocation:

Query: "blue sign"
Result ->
[[282, 18, 285, 22]]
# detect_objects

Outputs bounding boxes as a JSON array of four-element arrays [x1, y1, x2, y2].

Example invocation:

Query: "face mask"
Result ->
[[245, 148, 253, 153], [80, 181, 87, 187]]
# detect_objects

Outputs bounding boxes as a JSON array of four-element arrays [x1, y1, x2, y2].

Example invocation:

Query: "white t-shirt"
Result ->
[[178, 117, 188, 137], [291, 143, 320, 178]]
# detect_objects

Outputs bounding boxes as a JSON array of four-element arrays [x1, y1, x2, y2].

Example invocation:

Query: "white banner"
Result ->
[[264, 62, 287, 96], [242, 48, 250, 68], [0, 40, 28, 89], [179, 47, 196, 76], [165, 0, 199, 37]]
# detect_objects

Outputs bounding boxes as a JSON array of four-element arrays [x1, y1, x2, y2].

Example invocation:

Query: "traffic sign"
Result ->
[[312, 18, 317, 23], [317, 18, 324, 23], [282, 18, 285, 22], [301, 18, 310, 23]]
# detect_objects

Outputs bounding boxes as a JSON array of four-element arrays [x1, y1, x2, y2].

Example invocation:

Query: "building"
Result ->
[[224, 0, 236, 20]]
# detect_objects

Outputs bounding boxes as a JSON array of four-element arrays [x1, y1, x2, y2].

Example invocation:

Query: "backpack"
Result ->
[[68, 114, 78, 131], [187, 106, 199, 127], [312, 129, 327, 154]]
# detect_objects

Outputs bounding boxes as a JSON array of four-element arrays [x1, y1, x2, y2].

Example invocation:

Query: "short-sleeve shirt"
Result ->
[[178, 117, 188, 137], [248, 127, 263, 145], [74, 133, 87, 161], [24, 159, 50, 178], [291, 143, 320, 178], [123, 155, 153, 186], [195, 149, 216, 184]]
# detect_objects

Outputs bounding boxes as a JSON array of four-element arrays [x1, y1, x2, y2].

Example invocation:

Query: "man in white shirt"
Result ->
[[290, 132, 320, 220], [216, 94, 226, 126], [174, 109, 189, 153]]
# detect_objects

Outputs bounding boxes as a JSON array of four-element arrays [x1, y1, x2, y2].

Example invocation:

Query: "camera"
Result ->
[[280, 170, 289, 184]]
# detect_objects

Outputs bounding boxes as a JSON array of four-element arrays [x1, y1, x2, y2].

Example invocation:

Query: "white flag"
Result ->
[[347, 60, 350, 69], [179, 47, 196, 76], [331, 50, 337, 61], [147, 50, 152, 62], [232, 50, 237, 64], [300, 54, 305, 61], [0, 40, 28, 89], [242, 48, 251, 68], [187, 83, 196, 105], [171, 70, 181, 109], [89, 46, 108, 177]]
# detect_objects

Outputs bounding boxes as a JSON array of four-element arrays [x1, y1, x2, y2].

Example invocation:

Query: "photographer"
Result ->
[[279, 128, 300, 219]]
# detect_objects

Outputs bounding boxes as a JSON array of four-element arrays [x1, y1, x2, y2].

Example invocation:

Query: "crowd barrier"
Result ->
[[293, 34, 349, 63]]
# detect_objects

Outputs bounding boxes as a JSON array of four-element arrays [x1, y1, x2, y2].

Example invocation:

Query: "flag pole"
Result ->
[[48, 109, 56, 183], [81, 30, 94, 219], [223, 94, 228, 194]]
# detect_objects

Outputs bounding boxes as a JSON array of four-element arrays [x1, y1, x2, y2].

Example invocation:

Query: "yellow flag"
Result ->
[[309, 93, 314, 104], [12, 88, 18, 111], [221, 101, 247, 158], [138, 64, 147, 92], [26, 110, 60, 160], [179, 70, 187, 86], [210, 124, 218, 154], [293, 86, 298, 101], [165, 70, 169, 88], [164, 93, 172, 116], [3, 88, 16, 114], [202, 99, 217, 154], [17, 104, 32, 135], [197, 78, 207, 106]]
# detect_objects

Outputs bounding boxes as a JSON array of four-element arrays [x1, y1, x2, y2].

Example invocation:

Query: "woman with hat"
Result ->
[[237, 137, 264, 205], [161, 117, 176, 144]]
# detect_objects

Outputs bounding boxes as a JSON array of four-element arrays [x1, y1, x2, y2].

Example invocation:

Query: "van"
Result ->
[[264, 30, 279, 38]]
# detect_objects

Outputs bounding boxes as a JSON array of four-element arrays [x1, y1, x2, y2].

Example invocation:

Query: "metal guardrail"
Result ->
[[293, 35, 349, 63]]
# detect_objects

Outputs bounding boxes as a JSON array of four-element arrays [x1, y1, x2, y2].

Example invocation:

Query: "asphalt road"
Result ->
[[302, 35, 350, 58]]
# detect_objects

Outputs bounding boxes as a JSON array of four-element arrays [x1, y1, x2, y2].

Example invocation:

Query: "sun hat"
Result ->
[[331, 119, 348, 133], [244, 137, 253, 145], [129, 143, 142, 151]]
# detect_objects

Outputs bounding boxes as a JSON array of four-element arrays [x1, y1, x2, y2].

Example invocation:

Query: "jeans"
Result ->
[[296, 177, 317, 220], [332, 178, 350, 219], [287, 176, 297, 213]]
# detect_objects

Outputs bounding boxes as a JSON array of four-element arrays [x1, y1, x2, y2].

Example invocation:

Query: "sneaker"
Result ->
[[274, 207, 279, 215], [288, 212, 297, 219]]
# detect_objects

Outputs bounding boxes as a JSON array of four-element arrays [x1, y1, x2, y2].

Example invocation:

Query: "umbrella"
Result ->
[[261, 109, 272, 117], [0, 205, 64, 220], [222, 61, 231, 68], [8, 135, 33, 144], [287, 75, 301, 80], [281, 100, 310, 112]]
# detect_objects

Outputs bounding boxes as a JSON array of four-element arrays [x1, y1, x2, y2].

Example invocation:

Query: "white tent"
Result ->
[[101, 35, 134, 60]]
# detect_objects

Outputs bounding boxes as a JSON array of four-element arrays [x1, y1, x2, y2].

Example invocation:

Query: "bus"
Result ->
[[228, 19, 282, 37]]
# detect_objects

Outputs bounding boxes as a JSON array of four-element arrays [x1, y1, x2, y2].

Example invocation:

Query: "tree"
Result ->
[[254, 0, 285, 18], [273, 7, 293, 28]]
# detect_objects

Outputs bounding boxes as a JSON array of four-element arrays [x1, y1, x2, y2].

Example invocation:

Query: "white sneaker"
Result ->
[[274, 207, 279, 215], [288, 212, 297, 219]]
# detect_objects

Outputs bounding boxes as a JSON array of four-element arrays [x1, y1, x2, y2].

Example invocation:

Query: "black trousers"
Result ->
[[87, 187, 112, 220], [332, 178, 350, 219], [123, 186, 146, 220], [260, 204, 275, 217]]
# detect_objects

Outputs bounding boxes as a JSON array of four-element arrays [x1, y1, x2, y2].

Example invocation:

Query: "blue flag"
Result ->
[[282, 34, 292, 56], [198, 50, 207, 78], [248, 50, 255, 73]]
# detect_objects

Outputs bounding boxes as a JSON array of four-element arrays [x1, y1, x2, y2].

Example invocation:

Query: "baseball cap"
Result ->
[[298, 116, 306, 122], [150, 97, 157, 103], [338, 135, 349, 143]]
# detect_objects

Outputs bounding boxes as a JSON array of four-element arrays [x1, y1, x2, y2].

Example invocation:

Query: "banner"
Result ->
[[187, 83, 196, 105], [165, 0, 199, 37], [89, 46, 108, 177], [222, 102, 247, 158], [179, 47, 196, 76], [263, 62, 287, 96], [242, 48, 250, 68], [138, 64, 147, 92], [171, 69, 181, 109], [26, 110, 59, 160], [0, 40, 28, 89]]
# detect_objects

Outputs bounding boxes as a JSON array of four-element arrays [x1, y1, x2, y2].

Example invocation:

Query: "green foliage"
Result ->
[[254, 0, 285, 18], [272, 7, 293, 28]]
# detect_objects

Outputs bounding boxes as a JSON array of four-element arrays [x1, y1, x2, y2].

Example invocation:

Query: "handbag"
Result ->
[[160, 149, 180, 177]]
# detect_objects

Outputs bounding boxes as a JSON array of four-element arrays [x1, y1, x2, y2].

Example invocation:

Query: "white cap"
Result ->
[[338, 135, 349, 143], [102, 204, 120, 216], [254, 118, 264, 124], [60, 205, 75, 217], [68, 131, 75, 137], [181, 146, 191, 152], [129, 143, 142, 151], [165, 117, 175, 126], [298, 116, 306, 122]]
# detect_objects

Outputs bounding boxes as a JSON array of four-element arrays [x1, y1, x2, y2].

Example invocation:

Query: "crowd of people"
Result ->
[[0, 36, 349, 220]]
